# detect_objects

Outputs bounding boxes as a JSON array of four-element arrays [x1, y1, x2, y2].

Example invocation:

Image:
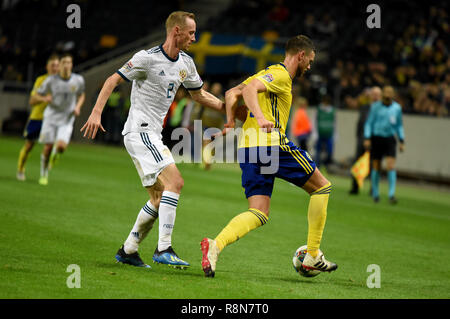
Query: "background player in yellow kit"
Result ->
[[16, 55, 59, 181], [201, 35, 338, 277]]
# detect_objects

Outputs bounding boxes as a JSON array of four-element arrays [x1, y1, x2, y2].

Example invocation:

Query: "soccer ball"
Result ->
[[292, 245, 321, 277]]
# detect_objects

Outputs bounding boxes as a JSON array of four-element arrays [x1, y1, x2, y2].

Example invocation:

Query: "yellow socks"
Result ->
[[17, 145, 29, 172], [213, 183, 331, 257], [215, 208, 268, 251], [307, 182, 331, 258]]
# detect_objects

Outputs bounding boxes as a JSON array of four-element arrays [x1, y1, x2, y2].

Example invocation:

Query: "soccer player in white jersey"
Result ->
[[35, 53, 85, 185], [81, 11, 224, 269]]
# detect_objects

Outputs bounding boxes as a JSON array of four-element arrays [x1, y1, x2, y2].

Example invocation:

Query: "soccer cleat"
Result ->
[[16, 171, 26, 181], [200, 238, 220, 278], [152, 246, 190, 269], [373, 196, 380, 203], [115, 245, 151, 268], [389, 196, 398, 205], [38, 176, 48, 185], [301, 252, 338, 272]]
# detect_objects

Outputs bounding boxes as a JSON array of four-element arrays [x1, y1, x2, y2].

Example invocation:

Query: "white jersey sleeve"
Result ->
[[181, 53, 203, 90], [117, 50, 149, 82]]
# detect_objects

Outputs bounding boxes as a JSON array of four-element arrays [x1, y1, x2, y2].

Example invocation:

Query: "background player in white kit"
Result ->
[[36, 53, 85, 185], [81, 11, 224, 269]]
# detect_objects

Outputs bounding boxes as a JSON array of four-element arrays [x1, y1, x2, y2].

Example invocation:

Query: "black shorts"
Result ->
[[370, 136, 396, 160]]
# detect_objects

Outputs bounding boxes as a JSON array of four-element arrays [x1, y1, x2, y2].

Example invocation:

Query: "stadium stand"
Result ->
[[0, 0, 181, 90], [200, 0, 449, 117], [0, 0, 448, 117]]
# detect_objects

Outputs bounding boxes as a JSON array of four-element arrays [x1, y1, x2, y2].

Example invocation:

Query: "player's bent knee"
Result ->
[[167, 177, 184, 193]]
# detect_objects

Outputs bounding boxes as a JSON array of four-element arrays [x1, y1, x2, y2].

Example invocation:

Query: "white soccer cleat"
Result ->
[[201, 238, 220, 277], [301, 251, 338, 272], [16, 171, 26, 181]]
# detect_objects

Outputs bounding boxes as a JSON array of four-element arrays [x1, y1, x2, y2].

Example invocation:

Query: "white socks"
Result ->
[[40, 154, 49, 178], [124, 201, 158, 254], [123, 191, 180, 254], [157, 191, 179, 252]]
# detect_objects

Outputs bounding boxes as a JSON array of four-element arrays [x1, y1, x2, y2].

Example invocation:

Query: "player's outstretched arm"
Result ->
[[224, 83, 247, 128], [188, 88, 224, 112], [80, 73, 123, 139], [242, 79, 274, 132], [30, 93, 52, 105], [73, 93, 85, 116]]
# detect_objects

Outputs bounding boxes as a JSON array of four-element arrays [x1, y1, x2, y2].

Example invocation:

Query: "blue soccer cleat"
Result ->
[[115, 245, 151, 268], [152, 246, 190, 269]]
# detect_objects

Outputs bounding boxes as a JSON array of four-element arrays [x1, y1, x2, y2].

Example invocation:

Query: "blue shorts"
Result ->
[[23, 119, 43, 141], [238, 141, 316, 198]]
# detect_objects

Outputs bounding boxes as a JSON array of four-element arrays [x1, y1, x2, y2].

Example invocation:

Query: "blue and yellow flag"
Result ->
[[351, 151, 370, 189], [188, 32, 284, 74]]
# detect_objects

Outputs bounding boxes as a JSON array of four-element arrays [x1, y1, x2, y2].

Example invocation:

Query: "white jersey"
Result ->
[[37, 73, 85, 124], [117, 45, 203, 137]]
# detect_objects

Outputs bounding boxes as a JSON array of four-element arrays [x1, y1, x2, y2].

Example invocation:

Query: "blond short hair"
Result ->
[[165, 11, 195, 33]]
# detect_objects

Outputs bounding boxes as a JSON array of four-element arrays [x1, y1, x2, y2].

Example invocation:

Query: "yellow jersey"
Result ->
[[29, 74, 50, 120], [238, 63, 292, 148]]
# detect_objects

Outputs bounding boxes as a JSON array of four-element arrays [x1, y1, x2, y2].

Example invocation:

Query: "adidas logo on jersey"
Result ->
[[159, 70, 165, 76]]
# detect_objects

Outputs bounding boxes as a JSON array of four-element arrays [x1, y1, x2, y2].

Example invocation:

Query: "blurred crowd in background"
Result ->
[[0, 0, 449, 117]]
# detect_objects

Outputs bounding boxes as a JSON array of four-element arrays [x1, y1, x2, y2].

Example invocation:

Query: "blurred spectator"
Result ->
[[268, 0, 289, 23], [3, 64, 22, 82], [315, 95, 335, 168], [290, 96, 312, 152]]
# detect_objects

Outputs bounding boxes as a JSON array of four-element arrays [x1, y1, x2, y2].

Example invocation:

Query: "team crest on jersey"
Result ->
[[179, 69, 187, 82], [71, 85, 77, 92], [262, 73, 274, 82]]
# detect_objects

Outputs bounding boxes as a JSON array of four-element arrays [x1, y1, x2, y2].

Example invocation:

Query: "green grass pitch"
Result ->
[[1, 135, 449, 299]]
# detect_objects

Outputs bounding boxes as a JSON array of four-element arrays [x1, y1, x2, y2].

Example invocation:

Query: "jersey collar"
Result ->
[[159, 44, 179, 62], [58, 73, 72, 81], [279, 62, 293, 80]]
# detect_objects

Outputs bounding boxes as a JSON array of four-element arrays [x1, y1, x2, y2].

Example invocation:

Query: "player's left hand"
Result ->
[[212, 122, 234, 140], [399, 143, 405, 152]]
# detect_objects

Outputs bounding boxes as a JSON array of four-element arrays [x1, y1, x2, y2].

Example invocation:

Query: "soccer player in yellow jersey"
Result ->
[[16, 55, 60, 181], [201, 35, 338, 277]]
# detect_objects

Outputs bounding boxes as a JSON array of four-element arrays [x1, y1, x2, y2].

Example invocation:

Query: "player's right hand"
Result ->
[[80, 111, 105, 139], [257, 117, 274, 133]]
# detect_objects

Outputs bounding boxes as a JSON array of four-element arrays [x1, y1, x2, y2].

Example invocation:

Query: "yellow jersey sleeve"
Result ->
[[29, 74, 49, 120], [256, 67, 291, 95]]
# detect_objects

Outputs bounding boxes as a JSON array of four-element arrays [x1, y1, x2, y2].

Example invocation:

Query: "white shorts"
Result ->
[[39, 116, 75, 145], [124, 132, 175, 187]]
